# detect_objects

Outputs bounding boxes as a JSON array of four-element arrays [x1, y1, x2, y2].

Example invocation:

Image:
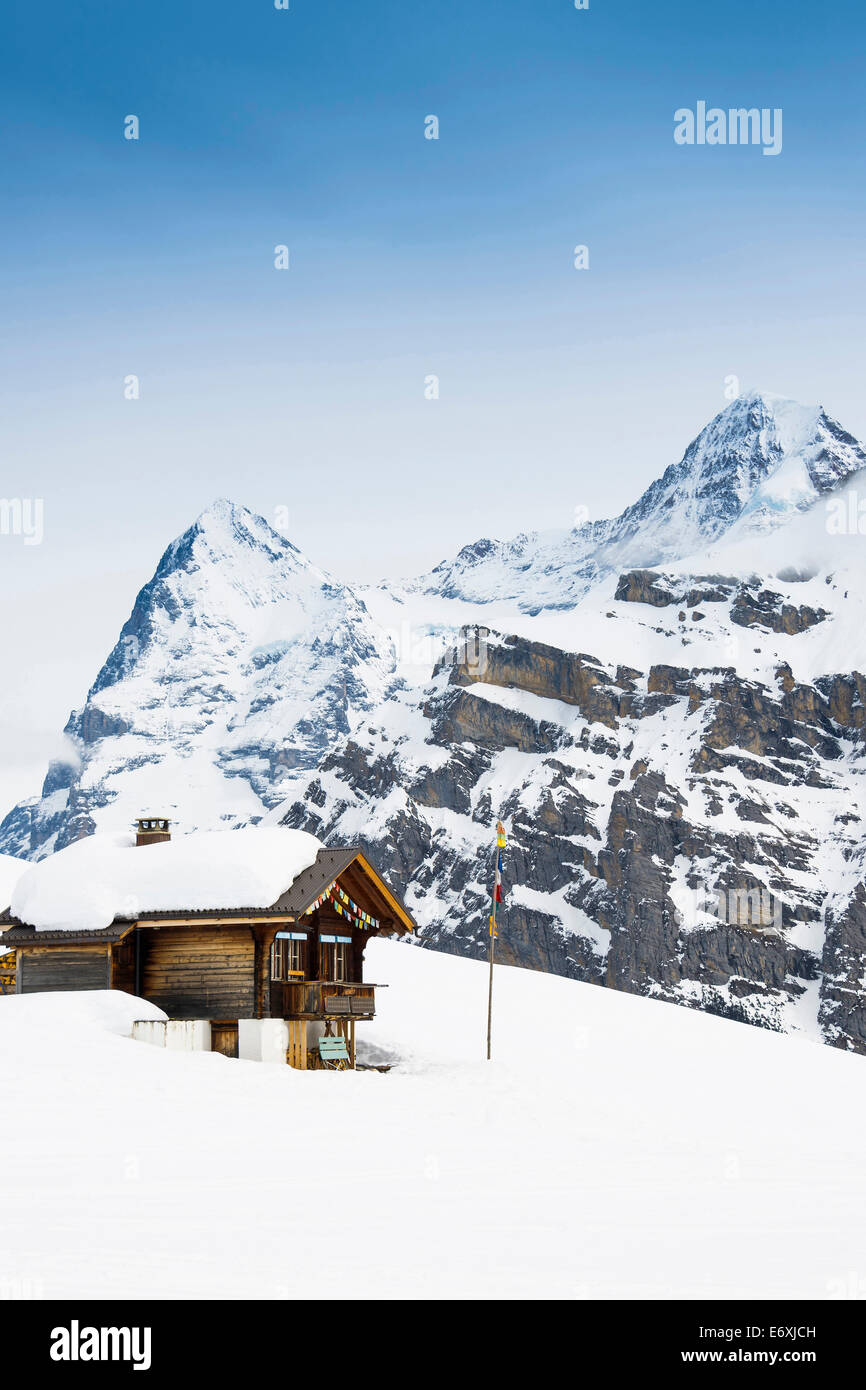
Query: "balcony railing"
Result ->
[[271, 979, 381, 1020]]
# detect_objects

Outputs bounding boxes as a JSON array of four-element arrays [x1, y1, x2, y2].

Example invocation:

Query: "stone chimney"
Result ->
[[136, 817, 171, 847]]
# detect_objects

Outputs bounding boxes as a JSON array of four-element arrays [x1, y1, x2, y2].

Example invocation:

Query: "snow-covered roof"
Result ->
[[8, 827, 324, 934], [0, 852, 29, 918]]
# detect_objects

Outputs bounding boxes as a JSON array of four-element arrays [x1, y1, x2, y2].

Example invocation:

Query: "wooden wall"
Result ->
[[18, 946, 110, 994], [111, 931, 137, 994], [211, 1021, 240, 1058], [140, 925, 256, 1019]]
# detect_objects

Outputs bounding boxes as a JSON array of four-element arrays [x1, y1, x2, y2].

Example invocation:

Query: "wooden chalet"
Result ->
[[0, 819, 415, 1068]]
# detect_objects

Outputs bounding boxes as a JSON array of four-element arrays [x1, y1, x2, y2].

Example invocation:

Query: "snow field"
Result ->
[[2, 939, 865, 1300]]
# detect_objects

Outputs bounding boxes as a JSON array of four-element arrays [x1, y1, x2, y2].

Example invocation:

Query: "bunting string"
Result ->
[[303, 879, 380, 931], [329, 884, 379, 930], [304, 880, 338, 915]]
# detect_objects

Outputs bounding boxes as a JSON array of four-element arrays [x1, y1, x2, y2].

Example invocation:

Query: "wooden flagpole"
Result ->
[[486, 899, 496, 1061], [487, 820, 505, 1060]]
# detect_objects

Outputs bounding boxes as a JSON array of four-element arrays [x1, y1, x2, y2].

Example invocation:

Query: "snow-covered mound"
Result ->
[[9, 826, 322, 933], [1, 940, 865, 1299], [0, 987, 166, 1038], [0, 852, 28, 914]]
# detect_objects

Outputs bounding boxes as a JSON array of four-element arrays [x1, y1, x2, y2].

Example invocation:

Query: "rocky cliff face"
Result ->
[[278, 613, 866, 1052]]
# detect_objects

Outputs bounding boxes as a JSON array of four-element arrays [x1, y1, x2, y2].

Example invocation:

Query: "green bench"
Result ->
[[317, 1035, 350, 1070]]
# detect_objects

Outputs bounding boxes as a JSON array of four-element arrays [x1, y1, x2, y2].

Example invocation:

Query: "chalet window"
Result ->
[[319, 935, 352, 982], [271, 932, 307, 981]]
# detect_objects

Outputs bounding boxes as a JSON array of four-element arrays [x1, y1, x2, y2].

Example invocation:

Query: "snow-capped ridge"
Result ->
[[398, 392, 866, 612], [1, 500, 398, 858], [156, 497, 308, 583]]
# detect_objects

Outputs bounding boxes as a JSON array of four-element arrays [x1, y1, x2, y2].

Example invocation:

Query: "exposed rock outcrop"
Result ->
[[281, 628, 866, 1053]]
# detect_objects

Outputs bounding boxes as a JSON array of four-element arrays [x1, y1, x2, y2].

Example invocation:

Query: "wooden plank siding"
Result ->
[[18, 946, 110, 994], [254, 926, 279, 1020], [140, 925, 257, 1019], [210, 1022, 240, 1058], [110, 930, 137, 994]]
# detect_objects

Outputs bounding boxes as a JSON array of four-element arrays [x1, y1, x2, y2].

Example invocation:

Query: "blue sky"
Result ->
[[0, 0, 864, 810]]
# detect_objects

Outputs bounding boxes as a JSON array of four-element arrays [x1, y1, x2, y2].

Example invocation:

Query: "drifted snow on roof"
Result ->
[[0, 852, 29, 916], [9, 827, 323, 934]]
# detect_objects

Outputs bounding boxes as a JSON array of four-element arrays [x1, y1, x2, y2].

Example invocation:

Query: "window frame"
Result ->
[[270, 933, 307, 982], [319, 935, 352, 982]]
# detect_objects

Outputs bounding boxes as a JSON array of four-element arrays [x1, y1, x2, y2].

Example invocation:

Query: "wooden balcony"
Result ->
[[270, 979, 380, 1021]]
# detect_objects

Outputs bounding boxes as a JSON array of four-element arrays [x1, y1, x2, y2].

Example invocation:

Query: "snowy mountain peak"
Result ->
[[708, 388, 818, 432], [157, 498, 307, 584], [1, 503, 397, 859], [403, 392, 866, 612]]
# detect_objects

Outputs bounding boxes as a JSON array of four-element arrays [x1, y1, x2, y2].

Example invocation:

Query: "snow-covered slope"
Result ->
[[2, 942, 865, 1299], [0, 500, 396, 859], [393, 392, 866, 613]]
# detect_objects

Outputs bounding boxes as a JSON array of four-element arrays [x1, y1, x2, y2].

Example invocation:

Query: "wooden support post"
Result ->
[[286, 1019, 308, 1069]]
